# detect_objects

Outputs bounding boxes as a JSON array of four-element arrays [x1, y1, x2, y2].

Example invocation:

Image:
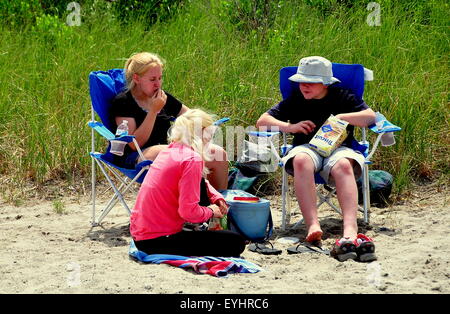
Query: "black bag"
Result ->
[[357, 170, 394, 207], [228, 138, 277, 194], [227, 163, 266, 194]]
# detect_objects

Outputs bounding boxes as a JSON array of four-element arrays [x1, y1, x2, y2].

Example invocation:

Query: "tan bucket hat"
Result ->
[[289, 56, 341, 85]]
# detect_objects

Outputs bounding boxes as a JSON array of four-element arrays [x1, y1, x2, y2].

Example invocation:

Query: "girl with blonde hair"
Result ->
[[110, 52, 228, 190], [130, 109, 246, 257]]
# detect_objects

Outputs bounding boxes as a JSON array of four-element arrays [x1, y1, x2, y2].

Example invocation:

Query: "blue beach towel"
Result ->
[[129, 241, 262, 278]]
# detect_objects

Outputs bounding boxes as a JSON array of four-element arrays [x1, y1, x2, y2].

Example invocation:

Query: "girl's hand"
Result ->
[[148, 89, 167, 113], [216, 199, 229, 216], [208, 204, 224, 218]]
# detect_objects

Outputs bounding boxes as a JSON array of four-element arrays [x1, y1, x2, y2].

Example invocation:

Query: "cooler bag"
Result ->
[[221, 190, 273, 243]]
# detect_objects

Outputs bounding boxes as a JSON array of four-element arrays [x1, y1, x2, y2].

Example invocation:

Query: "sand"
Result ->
[[0, 183, 448, 294]]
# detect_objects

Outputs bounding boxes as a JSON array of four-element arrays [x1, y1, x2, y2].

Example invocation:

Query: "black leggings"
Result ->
[[134, 178, 246, 257], [134, 230, 246, 257]]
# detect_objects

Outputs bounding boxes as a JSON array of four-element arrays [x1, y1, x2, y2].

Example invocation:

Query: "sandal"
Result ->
[[248, 242, 282, 255], [355, 234, 377, 262], [287, 242, 330, 255], [330, 237, 357, 262]]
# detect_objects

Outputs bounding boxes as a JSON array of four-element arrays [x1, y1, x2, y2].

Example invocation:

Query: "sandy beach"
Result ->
[[0, 183, 448, 294]]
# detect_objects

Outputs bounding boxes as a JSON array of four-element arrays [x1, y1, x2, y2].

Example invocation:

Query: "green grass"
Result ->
[[52, 198, 66, 214], [0, 0, 448, 200]]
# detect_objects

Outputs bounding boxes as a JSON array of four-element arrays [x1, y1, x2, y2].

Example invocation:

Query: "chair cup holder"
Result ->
[[110, 140, 127, 156]]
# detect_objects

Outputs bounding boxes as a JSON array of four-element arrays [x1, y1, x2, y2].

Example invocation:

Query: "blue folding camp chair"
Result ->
[[251, 63, 401, 230], [88, 69, 231, 226], [88, 69, 152, 226]]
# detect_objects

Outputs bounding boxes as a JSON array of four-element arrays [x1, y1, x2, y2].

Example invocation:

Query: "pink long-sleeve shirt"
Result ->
[[130, 142, 225, 241]]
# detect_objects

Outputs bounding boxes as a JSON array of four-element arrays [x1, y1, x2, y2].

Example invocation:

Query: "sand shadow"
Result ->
[[86, 223, 131, 248], [272, 214, 400, 242]]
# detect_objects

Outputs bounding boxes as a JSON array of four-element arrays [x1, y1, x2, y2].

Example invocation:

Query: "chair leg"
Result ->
[[292, 218, 304, 229], [292, 181, 369, 230], [97, 178, 130, 223], [286, 186, 292, 225], [91, 156, 97, 226], [93, 160, 131, 225], [94, 161, 128, 224], [94, 162, 149, 225], [362, 163, 371, 223], [90, 115, 97, 227], [281, 168, 288, 231], [96, 193, 125, 225], [317, 186, 342, 215]]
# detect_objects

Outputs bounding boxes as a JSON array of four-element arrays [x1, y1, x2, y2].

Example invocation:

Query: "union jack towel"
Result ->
[[129, 241, 262, 277]]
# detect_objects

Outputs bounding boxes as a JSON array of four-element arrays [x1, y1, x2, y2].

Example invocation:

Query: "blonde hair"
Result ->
[[169, 109, 216, 175], [124, 52, 165, 91]]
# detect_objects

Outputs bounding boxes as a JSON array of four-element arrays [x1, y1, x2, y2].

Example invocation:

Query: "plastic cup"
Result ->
[[110, 140, 127, 156], [381, 132, 395, 146]]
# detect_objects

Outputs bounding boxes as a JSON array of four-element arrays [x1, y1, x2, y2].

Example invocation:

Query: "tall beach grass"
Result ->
[[0, 0, 448, 201]]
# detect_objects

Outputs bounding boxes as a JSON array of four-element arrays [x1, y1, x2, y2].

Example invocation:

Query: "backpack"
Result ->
[[357, 170, 394, 207]]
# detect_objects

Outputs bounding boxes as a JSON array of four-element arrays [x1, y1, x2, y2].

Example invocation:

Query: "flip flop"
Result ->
[[287, 242, 330, 255], [248, 242, 282, 255]]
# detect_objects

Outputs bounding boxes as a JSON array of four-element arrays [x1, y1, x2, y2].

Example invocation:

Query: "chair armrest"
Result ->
[[88, 121, 115, 140], [368, 112, 401, 134], [364, 68, 374, 81], [368, 122, 401, 134], [88, 121, 136, 143], [214, 117, 230, 126], [280, 144, 293, 157], [247, 131, 281, 137], [364, 113, 401, 161], [111, 135, 135, 144], [89, 120, 149, 162], [136, 160, 153, 168]]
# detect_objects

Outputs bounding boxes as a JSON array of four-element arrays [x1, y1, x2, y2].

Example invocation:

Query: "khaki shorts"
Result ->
[[282, 144, 365, 186]]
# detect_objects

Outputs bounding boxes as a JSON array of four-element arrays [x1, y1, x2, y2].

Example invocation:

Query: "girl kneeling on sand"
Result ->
[[130, 109, 246, 257]]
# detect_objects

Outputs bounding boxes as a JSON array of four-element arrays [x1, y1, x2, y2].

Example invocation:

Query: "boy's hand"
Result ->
[[334, 110, 376, 127], [335, 114, 347, 121], [288, 120, 316, 135]]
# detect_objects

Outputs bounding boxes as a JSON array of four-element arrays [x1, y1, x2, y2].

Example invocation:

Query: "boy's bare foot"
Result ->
[[306, 226, 323, 243]]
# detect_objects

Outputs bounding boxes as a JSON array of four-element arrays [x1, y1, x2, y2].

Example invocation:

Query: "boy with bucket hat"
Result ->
[[256, 56, 377, 262]]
